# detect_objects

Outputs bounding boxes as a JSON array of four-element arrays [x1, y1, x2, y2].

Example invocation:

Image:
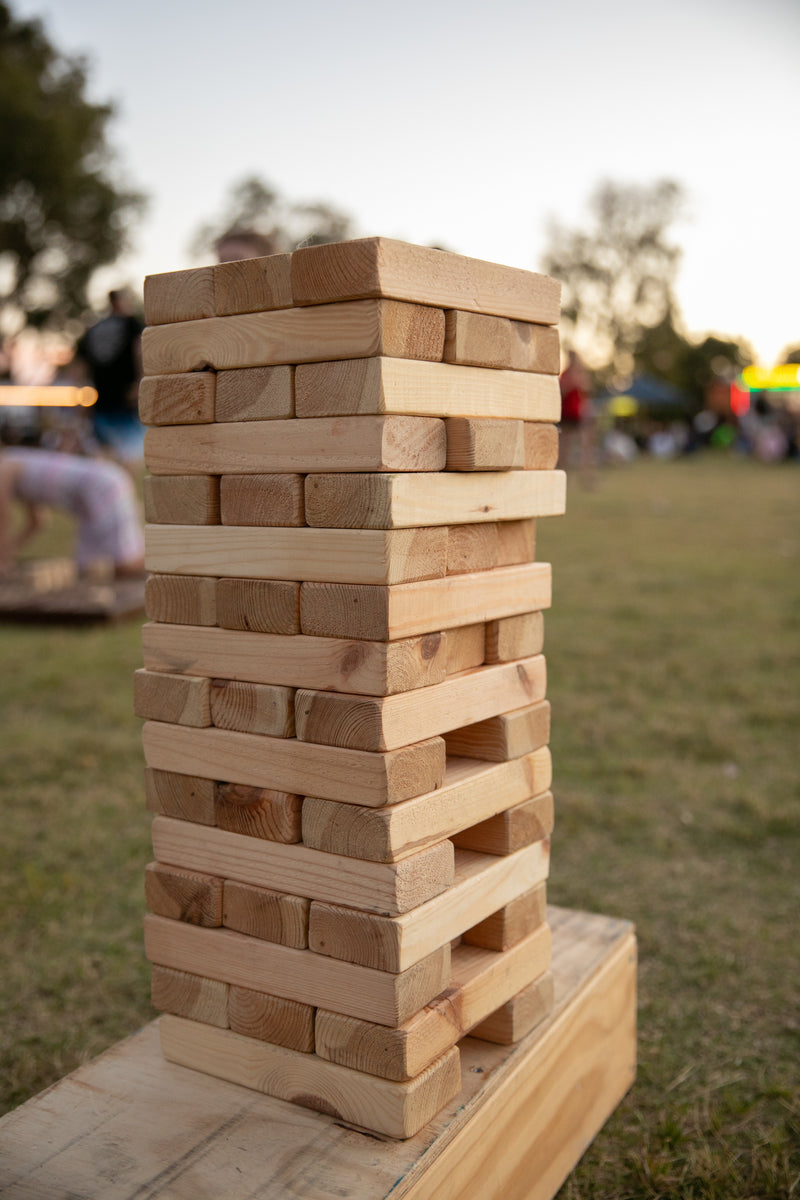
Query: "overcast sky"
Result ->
[[14, 0, 800, 364]]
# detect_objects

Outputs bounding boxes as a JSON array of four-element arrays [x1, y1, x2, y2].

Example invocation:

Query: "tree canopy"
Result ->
[[0, 2, 143, 333]]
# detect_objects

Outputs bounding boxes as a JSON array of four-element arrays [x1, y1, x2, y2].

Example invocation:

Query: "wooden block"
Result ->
[[210, 679, 295, 738], [145, 574, 217, 626], [145, 524, 448, 587], [303, 470, 566, 529], [143, 476, 220, 525], [443, 309, 561, 373], [150, 965, 229, 1028], [294, 357, 561, 421], [213, 253, 293, 316], [133, 668, 211, 727], [485, 611, 544, 662], [524, 422, 560, 469], [159, 1014, 461, 1139], [223, 880, 309, 948], [299, 562, 551, 641], [138, 373, 215, 425], [290, 238, 560, 324], [445, 699, 551, 761], [294, 655, 546, 752], [463, 881, 548, 952], [215, 782, 301, 842], [144, 766, 216, 826], [470, 970, 555, 1044], [315, 924, 551, 1081], [452, 791, 554, 856], [444, 623, 485, 674], [144, 914, 452, 1027], [142, 623, 446, 696], [141, 299, 445, 375], [228, 986, 314, 1052], [446, 523, 499, 575], [151, 815, 453, 916], [301, 748, 552, 863], [445, 418, 525, 471], [308, 841, 550, 972], [216, 578, 299, 634], [143, 266, 215, 325], [144, 861, 223, 927], [220, 474, 304, 527], [215, 365, 294, 422], [495, 518, 537, 565]]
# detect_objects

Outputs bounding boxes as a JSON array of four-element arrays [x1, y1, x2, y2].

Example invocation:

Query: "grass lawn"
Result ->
[[1, 454, 798, 1198]]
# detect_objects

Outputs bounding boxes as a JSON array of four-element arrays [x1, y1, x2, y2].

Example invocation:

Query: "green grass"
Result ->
[[1, 455, 798, 1197]]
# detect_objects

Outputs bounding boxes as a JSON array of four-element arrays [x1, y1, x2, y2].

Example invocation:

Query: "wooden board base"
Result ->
[[0, 565, 145, 624], [0, 906, 636, 1198]]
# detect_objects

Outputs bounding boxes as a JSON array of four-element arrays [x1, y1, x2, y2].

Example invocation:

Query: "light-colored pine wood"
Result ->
[[444, 623, 485, 674], [222, 880, 309, 948], [210, 678, 295, 738], [143, 476, 220, 525], [214, 782, 301, 842], [299, 562, 551, 641], [159, 1014, 461, 1140], [444, 699, 551, 761], [214, 365, 294, 422], [446, 523, 499, 575], [142, 623, 447, 696], [308, 842, 550, 972], [143, 267, 216, 325], [470, 970, 555, 1045], [145, 574, 217, 626], [463, 882, 548, 952], [290, 238, 560, 324], [315, 924, 551, 1082], [150, 965, 229, 1028], [151, 815, 453, 915], [294, 356, 562, 421], [144, 913, 452, 1027], [144, 767, 216, 826], [443, 310, 561, 373], [138, 373, 216, 425], [445, 418, 525, 471], [145, 525, 448, 586], [144, 861, 223, 927], [141, 299, 445, 375], [216, 578, 299, 634], [452, 791, 554, 855], [228, 986, 314, 1051], [294, 655, 545, 752], [524, 422, 560, 469], [219, 474, 304, 526], [485, 611, 545, 662], [495, 517, 537, 565], [213, 254, 293, 316], [301, 748, 552, 862], [145, 415, 445, 476], [133, 668, 212, 727]]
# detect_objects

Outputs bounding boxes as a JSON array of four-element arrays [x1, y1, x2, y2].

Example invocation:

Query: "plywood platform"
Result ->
[[0, 907, 636, 1200], [0, 559, 145, 624]]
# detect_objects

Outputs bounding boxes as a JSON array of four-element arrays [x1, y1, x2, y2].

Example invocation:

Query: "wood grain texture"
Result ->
[[469, 970, 555, 1045], [446, 523, 499, 575], [227, 986, 314, 1052], [143, 267, 216, 325], [213, 254, 293, 316], [290, 238, 560, 324], [210, 678, 295, 738], [301, 748, 553, 862], [485, 611, 545, 662], [142, 622, 446, 696], [443, 310, 561, 373], [145, 574, 217, 626], [215, 365, 294, 421], [143, 475, 220, 525], [222, 880, 309, 947], [295, 356, 562, 421], [308, 842, 551, 972], [144, 861, 223, 927], [151, 815, 453, 916], [444, 699, 551, 761], [452, 791, 554, 856], [214, 782, 301, 843], [445, 418, 525, 471], [219, 474, 304, 527], [138, 373, 215, 425], [444, 623, 485, 674], [144, 767, 216, 826], [145, 524, 448, 586], [150, 965, 229, 1028], [133, 668, 211, 727], [299, 562, 551, 641], [143, 720, 446, 807], [216, 578, 299, 634], [141, 299, 445, 375], [524, 422, 560, 469], [144, 913, 452, 1027], [463, 882, 548, 952], [495, 518, 537, 565]]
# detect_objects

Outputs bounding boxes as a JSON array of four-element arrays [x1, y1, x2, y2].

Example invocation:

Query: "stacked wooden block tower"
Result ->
[[135, 237, 566, 1139]]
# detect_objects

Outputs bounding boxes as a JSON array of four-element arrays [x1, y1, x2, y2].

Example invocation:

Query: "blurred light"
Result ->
[[0, 386, 97, 407], [608, 395, 638, 417], [741, 365, 800, 391], [730, 382, 750, 417]]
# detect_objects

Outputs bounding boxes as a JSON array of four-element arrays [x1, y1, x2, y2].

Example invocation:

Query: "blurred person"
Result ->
[[0, 446, 144, 578], [215, 228, 278, 263], [75, 289, 144, 465], [558, 350, 595, 483]]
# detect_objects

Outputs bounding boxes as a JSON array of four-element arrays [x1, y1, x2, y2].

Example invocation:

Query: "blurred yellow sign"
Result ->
[[741, 365, 800, 390], [608, 395, 638, 417], [0, 386, 98, 407]]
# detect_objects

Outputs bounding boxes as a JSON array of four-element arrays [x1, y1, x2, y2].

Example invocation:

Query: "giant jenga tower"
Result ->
[[136, 238, 568, 1139]]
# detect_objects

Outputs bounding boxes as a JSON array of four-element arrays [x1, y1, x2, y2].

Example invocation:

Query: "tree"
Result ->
[[541, 179, 685, 383], [0, 2, 144, 333], [633, 317, 752, 411]]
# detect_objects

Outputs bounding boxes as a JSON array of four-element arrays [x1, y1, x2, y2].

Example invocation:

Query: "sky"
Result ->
[[12, 0, 800, 365]]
